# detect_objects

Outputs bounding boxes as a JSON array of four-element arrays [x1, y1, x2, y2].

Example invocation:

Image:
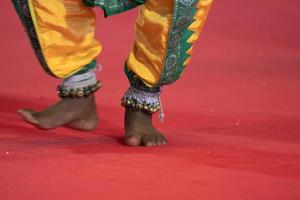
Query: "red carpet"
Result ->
[[1, 1, 300, 200]]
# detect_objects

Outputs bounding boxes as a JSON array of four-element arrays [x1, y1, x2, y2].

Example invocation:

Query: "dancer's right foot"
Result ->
[[18, 95, 98, 131]]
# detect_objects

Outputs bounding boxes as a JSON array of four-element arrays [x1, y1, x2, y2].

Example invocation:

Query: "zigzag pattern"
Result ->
[[183, 0, 213, 66]]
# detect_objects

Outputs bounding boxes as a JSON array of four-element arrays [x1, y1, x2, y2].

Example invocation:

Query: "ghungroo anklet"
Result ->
[[121, 87, 161, 114], [57, 69, 101, 98]]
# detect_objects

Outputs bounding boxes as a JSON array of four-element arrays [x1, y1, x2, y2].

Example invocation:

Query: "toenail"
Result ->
[[146, 142, 153, 147]]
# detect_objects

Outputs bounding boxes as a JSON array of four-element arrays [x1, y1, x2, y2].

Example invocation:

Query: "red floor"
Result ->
[[1, 1, 300, 200]]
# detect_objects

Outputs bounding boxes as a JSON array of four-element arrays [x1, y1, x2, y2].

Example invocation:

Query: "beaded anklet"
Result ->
[[121, 87, 161, 114], [57, 69, 101, 98]]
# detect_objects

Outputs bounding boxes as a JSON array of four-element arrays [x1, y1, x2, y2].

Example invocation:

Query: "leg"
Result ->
[[122, 0, 213, 146], [13, 0, 102, 130]]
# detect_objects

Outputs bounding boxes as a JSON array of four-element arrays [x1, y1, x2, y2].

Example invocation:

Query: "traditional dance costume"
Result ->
[[12, 0, 212, 116]]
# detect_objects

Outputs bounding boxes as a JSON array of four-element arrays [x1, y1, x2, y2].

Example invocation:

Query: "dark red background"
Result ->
[[1, 1, 300, 200]]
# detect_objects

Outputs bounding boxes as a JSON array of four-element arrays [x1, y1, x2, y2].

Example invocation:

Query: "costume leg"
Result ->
[[123, 0, 213, 114], [12, 0, 101, 79], [13, 0, 102, 130], [121, 0, 213, 147]]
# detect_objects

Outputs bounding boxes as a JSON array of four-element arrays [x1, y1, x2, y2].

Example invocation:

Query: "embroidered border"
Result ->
[[124, 63, 161, 93], [12, 0, 54, 76], [159, 0, 198, 85]]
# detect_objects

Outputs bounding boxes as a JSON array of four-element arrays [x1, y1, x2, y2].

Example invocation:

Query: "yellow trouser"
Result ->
[[13, 0, 212, 88]]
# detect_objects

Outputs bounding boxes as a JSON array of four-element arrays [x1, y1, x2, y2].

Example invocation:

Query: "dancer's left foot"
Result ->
[[124, 107, 167, 147]]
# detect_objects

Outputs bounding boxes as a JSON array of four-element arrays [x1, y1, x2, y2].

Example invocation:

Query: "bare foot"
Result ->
[[18, 95, 98, 131], [124, 107, 167, 147]]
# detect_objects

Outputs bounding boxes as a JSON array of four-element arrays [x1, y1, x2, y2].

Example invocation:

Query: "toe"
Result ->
[[157, 135, 167, 145], [157, 139, 163, 146], [18, 109, 39, 125], [145, 142, 153, 147], [150, 135, 159, 146], [160, 135, 168, 145], [162, 140, 167, 145], [156, 135, 165, 146], [142, 135, 153, 147], [125, 135, 142, 146]]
